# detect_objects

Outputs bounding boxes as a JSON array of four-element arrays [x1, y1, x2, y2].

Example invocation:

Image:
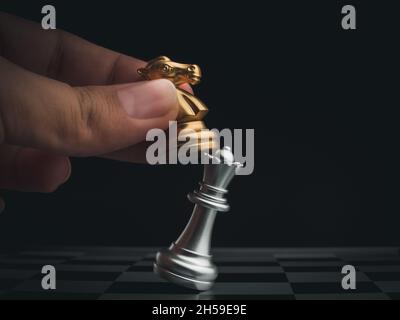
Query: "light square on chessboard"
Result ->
[[55, 264, 129, 273], [295, 293, 390, 300], [0, 269, 39, 280], [283, 266, 342, 273], [69, 255, 142, 262], [32, 270, 120, 281], [346, 260, 400, 266], [290, 282, 382, 294], [127, 265, 153, 272], [286, 271, 371, 283], [364, 272, 400, 281], [105, 282, 199, 295], [375, 281, 400, 293], [1, 291, 100, 300], [0, 258, 67, 265], [336, 253, 400, 262], [274, 253, 339, 260], [0, 261, 66, 272], [34, 246, 156, 255], [218, 266, 284, 273], [17, 250, 85, 259], [200, 282, 293, 295], [198, 294, 296, 300], [99, 293, 201, 300], [217, 261, 280, 267], [143, 253, 157, 260], [213, 256, 278, 263], [132, 260, 154, 267], [116, 271, 164, 283], [216, 273, 287, 283], [358, 265, 400, 272], [279, 260, 345, 267]]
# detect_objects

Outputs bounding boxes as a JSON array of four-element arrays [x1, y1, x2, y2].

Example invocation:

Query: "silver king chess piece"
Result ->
[[154, 147, 242, 291]]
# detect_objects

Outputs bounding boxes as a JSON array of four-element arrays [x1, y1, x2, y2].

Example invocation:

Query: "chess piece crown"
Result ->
[[189, 147, 242, 212]]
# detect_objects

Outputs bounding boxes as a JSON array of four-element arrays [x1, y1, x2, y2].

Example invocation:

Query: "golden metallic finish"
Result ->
[[138, 56, 217, 152]]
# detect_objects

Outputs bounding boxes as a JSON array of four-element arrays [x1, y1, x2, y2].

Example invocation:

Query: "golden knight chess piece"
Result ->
[[138, 56, 217, 153]]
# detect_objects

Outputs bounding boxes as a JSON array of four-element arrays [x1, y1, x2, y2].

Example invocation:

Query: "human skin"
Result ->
[[0, 12, 192, 211]]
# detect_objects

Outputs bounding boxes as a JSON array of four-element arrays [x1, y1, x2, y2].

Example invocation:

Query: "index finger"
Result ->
[[0, 12, 145, 86]]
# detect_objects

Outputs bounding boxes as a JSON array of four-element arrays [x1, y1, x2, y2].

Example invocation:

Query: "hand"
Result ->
[[0, 13, 185, 212]]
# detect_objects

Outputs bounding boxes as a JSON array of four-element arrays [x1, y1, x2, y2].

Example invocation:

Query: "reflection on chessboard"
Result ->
[[0, 247, 400, 300]]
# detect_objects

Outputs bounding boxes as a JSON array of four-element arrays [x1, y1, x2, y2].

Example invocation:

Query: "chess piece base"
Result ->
[[154, 264, 213, 291], [154, 243, 217, 291]]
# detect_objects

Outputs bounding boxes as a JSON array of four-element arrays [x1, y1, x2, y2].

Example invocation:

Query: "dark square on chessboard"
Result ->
[[0, 247, 399, 300]]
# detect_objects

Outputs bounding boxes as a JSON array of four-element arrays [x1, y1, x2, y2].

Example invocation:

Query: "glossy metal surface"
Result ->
[[138, 56, 217, 152], [154, 147, 242, 291]]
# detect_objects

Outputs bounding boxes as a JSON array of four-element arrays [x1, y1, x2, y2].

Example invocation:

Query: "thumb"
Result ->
[[0, 57, 178, 156]]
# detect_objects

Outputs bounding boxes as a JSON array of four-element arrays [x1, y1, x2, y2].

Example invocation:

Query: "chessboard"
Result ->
[[0, 246, 399, 300]]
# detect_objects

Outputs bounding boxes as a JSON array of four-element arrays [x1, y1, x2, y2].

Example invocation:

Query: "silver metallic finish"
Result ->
[[154, 147, 242, 291]]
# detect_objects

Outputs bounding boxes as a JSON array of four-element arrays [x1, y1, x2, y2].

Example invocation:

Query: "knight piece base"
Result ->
[[175, 120, 218, 152], [154, 243, 218, 291]]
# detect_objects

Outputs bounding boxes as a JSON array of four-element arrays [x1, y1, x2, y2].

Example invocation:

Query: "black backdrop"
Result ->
[[0, 0, 399, 248]]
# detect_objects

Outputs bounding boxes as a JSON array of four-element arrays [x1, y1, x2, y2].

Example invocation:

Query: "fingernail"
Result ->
[[118, 79, 177, 119]]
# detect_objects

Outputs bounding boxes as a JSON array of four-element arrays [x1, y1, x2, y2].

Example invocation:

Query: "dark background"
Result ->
[[0, 0, 399, 248]]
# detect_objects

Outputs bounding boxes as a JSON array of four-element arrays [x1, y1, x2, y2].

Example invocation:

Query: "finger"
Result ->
[[101, 83, 195, 163], [103, 141, 150, 163], [0, 145, 71, 192], [0, 13, 198, 91], [101, 85, 193, 163], [0, 12, 145, 86], [0, 57, 179, 156], [0, 196, 4, 213]]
